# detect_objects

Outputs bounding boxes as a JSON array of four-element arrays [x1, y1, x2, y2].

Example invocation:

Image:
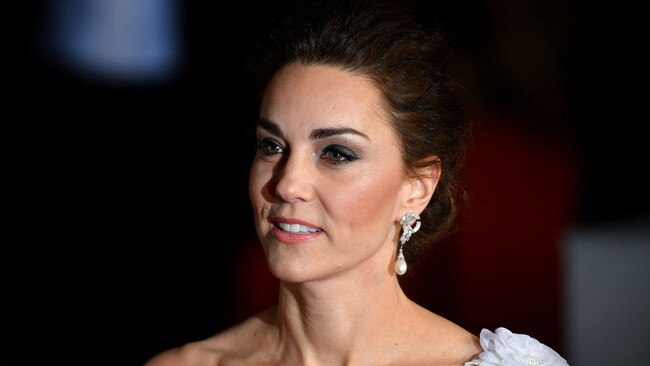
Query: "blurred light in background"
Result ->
[[46, 0, 182, 84], [564, 218, 650, 365]]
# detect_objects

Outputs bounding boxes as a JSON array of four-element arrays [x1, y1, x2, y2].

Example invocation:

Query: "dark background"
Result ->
[[4, 1, 648, 365]]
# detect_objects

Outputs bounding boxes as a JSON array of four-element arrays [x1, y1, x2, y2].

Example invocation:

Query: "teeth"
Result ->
[[277, 222, 321, 233]]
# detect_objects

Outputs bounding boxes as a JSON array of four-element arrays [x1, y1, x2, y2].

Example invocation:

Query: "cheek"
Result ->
[[327, 168, 402, 230], [248, 162, 269, 211]]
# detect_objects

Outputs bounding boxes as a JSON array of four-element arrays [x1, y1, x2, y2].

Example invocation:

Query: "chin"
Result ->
[[265, 255, 314, 283]]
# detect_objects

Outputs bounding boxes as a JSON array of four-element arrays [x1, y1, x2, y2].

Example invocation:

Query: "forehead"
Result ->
[[260, 63, 393, 133]]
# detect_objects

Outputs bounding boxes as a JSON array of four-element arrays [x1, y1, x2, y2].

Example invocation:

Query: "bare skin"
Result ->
[[146, 294, 480, 366], [145, 64, 481, 366]]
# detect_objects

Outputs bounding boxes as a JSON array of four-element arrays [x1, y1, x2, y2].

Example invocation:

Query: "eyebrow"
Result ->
[[257, 118, 370, 141]]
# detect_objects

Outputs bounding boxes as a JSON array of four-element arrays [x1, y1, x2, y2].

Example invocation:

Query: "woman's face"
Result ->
[[249, 63, 410, 283]]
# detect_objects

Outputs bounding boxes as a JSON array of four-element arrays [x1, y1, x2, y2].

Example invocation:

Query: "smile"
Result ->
[[276, 222, 322, 234]]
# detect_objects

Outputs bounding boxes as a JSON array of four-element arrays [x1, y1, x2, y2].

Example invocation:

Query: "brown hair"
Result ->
[[250, 0, 468, 264]]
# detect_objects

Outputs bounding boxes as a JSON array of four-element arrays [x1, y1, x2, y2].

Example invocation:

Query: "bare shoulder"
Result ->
[[144, 342, 218, 366], [408, 303, 482, 364], [145, 309, 277, 366]]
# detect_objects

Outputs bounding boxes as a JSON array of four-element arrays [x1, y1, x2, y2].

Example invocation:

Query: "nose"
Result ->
[[273, 151, 314, 203]]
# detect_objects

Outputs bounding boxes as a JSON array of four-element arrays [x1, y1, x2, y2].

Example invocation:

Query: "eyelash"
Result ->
[[255, 138, 359, 165], [319, 144, 359, 165], [255, 138, 284, 156]]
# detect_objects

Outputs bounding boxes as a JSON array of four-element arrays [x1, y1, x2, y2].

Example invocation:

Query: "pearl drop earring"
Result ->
[[395, 212, 421, 275]]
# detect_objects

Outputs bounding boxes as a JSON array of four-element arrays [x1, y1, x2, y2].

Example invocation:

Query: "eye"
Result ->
[[320, 144, 359, 165], [255, 138, 285, 156]]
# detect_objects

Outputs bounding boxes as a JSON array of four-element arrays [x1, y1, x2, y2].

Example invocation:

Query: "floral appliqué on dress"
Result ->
[[464, 327, 569, 366]]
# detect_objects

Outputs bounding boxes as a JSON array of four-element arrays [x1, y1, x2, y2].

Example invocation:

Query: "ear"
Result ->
[[399, 157, 441, 216]]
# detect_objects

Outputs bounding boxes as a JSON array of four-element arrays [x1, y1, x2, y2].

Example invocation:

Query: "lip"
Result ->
[[270, 217, 324, 244]]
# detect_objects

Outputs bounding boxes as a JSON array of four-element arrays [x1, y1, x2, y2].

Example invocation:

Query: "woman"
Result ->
[[146, 0, 569, 364]]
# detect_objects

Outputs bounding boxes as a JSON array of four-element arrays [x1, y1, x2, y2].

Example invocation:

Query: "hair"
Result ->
[[249, 0, 468, 264]]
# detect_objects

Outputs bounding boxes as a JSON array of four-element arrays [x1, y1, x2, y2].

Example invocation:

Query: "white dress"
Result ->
[[464, 327, 569, 366]]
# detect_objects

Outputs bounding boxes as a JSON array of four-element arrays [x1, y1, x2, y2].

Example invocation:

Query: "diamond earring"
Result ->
[[395, 212, 421, 275]]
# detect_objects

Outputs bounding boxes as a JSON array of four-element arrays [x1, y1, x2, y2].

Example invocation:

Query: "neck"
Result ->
[[272, 266, 412, 365]]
